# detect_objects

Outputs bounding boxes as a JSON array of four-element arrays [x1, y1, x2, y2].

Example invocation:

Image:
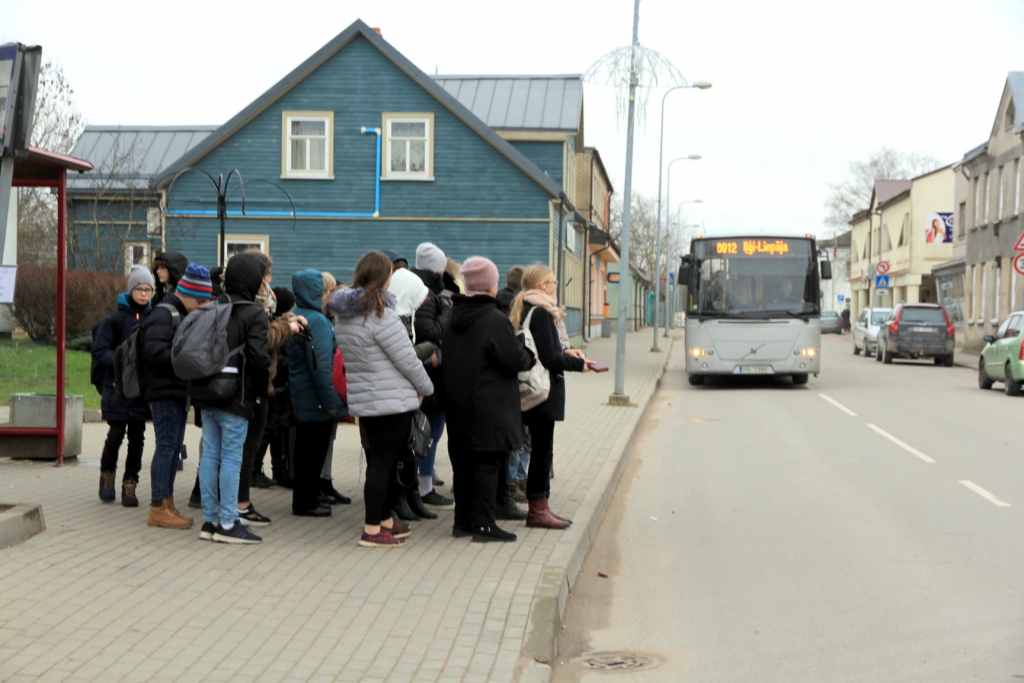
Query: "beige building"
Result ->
[[575, 147, 618, 339], [957, 72, 1024, 352], [850, 170, 955, 321]]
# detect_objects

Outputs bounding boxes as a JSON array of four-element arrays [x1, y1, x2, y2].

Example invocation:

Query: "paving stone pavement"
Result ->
[[0, 329, 674, 683]]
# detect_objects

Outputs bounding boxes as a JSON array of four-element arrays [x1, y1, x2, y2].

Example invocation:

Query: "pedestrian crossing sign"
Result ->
[[875, 275, 890, 289]]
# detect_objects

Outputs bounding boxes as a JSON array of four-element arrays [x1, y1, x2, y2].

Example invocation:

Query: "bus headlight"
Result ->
[[797, 348, 818, 357], [690, 348, 707, 357]]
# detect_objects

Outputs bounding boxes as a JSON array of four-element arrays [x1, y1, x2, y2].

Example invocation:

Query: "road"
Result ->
[[551, 332, 1024, 683]]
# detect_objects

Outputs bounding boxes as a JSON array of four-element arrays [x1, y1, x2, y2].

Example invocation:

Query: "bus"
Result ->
[[677, 235, 832, 386]]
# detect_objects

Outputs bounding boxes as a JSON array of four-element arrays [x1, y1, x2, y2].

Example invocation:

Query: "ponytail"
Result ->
[[510, 290, 527, 331]]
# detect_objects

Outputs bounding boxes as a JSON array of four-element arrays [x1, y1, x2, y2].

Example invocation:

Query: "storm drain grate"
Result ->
[[579, 651, 655, 671]]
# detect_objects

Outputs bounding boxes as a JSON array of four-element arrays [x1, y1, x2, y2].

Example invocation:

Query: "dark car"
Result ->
[[875, 303, 955, 366], [820, 310, 842, 334]]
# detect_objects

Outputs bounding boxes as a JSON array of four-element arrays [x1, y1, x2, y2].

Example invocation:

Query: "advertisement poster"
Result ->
[[0, 44, 18, 145], [925, 212, 953, 244]]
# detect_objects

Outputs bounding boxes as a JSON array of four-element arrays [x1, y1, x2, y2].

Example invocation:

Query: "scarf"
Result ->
[[256, 281, 277, 317], [523, 289, 571, 351]]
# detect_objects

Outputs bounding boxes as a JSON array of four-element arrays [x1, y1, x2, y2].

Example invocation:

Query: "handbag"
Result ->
[[518, 307, 551, 411], [408, 410, 432, 459]]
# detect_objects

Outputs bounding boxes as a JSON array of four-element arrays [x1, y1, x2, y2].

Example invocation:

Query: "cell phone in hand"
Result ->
[[587, 360, 609, 373]]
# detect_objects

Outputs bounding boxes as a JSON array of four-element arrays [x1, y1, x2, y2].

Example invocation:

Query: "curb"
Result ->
[[0, 503, 46, 550], [518, 337, 674, 680]]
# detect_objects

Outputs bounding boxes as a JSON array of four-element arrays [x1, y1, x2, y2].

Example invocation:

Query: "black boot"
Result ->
[[472, 524, 517, 543], [393, 494, 421, 522], [319, 478, 351, 505], [407, 490, 438, 520], [99, 471, 116, 503], [496, 499, 528, 521]]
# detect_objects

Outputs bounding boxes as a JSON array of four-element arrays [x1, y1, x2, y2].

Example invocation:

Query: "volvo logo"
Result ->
[[750, 348, 757, 354]]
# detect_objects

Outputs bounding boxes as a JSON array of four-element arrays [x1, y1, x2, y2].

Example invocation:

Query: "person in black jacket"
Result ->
[[510, 264, 594, 529], [409, 242, 455, 511], [141, 261, 211, 530], [194, 252, 271, 544], [152, 250, 188, 305], [495, 265, 524, 314], [93, 265, 154, 506], [442, 257, 535, 542]]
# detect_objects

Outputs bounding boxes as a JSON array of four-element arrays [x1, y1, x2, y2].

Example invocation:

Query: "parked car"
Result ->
[[820, 310, 842, 334], [852, 307, 891, 356], [875, 303, 955, 366], [978, 310, 1024, 395]]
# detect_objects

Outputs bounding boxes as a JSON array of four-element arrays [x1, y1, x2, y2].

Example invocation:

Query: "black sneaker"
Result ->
[[99, 472, 116, 503], [238, 504, 271, 527], [188, 492, 202, 509], [199, 521, 217, 541], [421, 490, 455, 509], [496, 500, 528, 521], [251, 471, 276, 489], [432, 472, 445, 487], [472, 525, 517, 543], [213, 523, 262, 544], [452, 523, 472, 538]]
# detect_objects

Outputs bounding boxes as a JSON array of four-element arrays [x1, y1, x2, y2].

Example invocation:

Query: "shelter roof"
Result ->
[[433, 75, 582, 132], [13, 147, 92, 182]]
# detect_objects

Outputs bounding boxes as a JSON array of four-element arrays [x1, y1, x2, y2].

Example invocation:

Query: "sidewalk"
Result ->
[[0, 328, 674, 683], [954, 348, 979, 371]]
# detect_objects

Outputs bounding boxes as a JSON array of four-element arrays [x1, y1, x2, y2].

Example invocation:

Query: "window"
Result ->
[[146, 207, 162, 237], [1016, 160, 1021, 216], [1006, 314, 1022, 338], [996, 316, 1011, 339], [1007, 100, 1016, 131], [984, 172, 990, 224], [219, 234, 270, 264], [973, 176, 980, 227], [124, 242, 149, 274], [958, 202, 966, 239], [281, 112, 333, 179], [998, 166, 1005, 221], [382, 113, 434, 180]]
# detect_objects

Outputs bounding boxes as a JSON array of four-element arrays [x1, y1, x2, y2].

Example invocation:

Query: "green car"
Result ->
[[979, 311, 1024, 395]]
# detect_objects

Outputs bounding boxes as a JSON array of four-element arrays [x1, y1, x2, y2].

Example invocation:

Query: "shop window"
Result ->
[[382, 113, 434, 180], [282, 112, 333, 179]]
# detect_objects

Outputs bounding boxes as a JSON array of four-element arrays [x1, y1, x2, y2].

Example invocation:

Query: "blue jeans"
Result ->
[[419, 410, 446, 478], [150, 399, 187, 504], [199, 408, 250, 527], [509, 425, 531, 482]]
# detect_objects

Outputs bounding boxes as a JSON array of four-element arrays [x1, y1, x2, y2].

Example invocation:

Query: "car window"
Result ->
[[1006, 314, 1022, 338], [822, 311, 838, 319], [870, 311, 888, 325], [858, 310, 868, 324], [887, 306, 901, 323], [900, 307, 945, 324]]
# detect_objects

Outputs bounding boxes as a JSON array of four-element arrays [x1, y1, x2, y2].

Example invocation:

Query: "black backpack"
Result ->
[[114, 302, 179, 407], [90, 314, 124, 394]]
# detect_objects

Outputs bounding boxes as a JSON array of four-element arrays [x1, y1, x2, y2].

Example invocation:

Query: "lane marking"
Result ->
[[819, 394, 857, 416], [866, 424, 936, 463], [959, 480, 1011, 507]]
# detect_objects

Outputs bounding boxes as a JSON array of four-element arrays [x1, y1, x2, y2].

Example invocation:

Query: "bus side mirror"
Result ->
[[678, 257, 691, 285], [820, 260, 832, 280]]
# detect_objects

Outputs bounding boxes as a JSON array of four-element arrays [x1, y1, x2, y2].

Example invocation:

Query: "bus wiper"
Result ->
[[764, 309, 811, 320]]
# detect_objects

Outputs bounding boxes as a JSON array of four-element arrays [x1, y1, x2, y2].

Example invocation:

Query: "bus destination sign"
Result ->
[[714, 239, 793, 256]]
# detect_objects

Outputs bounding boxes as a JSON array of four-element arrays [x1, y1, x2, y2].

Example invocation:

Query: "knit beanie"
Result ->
[[461, 256, 499, 296], [127, 264, 154, 291], [415, 242, 446, 273], [177, 264, 214, 299], [272, 286, 295, 315]]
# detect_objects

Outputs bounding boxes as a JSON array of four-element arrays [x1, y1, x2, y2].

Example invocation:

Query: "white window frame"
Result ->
[[124, 241, 150, 275], [218, 234, 270, 265], [1016, 159, 1021, 216], [984, 172, 991, 224], [998, 165, 1005, 221], [281, 111, 334, 180], [382, 113, 434, 181], [973, 176, 980, 227]]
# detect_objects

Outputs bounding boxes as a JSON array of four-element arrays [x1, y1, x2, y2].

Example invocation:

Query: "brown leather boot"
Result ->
[[526, 498, 570, 530], [147, 499, 194, 529], [166, 497, 194, 525]]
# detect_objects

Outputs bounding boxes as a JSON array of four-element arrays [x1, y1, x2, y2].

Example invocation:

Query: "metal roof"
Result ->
[[433, 75, 582, 131], [68, 125, 218, 192], [872, 179, 912, 208], [153, 20, 563, 198], [1006, 71, 1024, 134]]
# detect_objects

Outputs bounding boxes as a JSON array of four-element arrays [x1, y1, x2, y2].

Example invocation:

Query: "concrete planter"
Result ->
[[0, 504, 46, 549], [6, 393, 84, 459]]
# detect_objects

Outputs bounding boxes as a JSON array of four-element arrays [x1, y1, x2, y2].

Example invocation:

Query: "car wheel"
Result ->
[[942, 354, 954, 367], [853, 342, 861, 355], [882, 342, 893, 364], [979, 358, 994, 390], [688, 374, 705, 386], [1005, 364, 1021, 396], [933, 357, 943, 366], [875, 344, 882, 362], [791, 373, 809, 385]]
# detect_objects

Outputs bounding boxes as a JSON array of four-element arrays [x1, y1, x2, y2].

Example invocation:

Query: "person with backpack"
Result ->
[[190, 252, 271, 544], [140, 262, 212, 530], [286, 270, 346, 518], [256, 286, 297, 488], [441, 257, 535, 542], [93, 265, 154, 506], [510, 264, 595, 530], [152, 251, 188, 305], [330, 251, 434, 548]]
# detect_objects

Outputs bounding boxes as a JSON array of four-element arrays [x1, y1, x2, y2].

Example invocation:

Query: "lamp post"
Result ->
[[669, 221, 701, 330], [654, 156, 701, 349], [652, 80, 711, 352]]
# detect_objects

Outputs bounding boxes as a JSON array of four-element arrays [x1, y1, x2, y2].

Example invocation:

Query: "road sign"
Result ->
[[1015, 233, 1024, 251], [1014, 253, 1024, 276], [837, 294, 845, 302], [876, 261, 891, 275], [875, 275, 890, 289]]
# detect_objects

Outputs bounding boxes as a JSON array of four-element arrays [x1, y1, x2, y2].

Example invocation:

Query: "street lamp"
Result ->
[[653, 81, 711, 352], [668, 222, 701, 330], [654, 159, 701, 347]]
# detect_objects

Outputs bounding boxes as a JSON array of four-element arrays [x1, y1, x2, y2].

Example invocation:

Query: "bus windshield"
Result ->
[[690, 238, 820, 319]]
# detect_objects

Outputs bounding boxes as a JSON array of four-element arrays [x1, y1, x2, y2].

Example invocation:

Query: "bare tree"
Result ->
[[823, 146, 941, 233]]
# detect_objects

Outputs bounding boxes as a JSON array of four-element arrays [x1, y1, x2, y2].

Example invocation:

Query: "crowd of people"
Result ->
[[91, 242, 596, 546]]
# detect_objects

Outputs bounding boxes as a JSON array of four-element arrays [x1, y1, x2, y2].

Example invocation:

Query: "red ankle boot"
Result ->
[[527, 499, 571, 529]]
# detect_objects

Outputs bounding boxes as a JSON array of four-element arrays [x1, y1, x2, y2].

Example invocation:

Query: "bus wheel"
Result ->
[[791, 373, 809, 385], [688, 374, 705, 386]]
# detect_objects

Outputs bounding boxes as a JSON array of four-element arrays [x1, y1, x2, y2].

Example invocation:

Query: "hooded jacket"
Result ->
[[521, 302, 585, 421], [389, 268, 429, 341], [192, 252, 270, 420], [329, 286, 433, 418], [441, 295, 534, 452], [140, 291, 189, 402], [152, 250, 188, 305], [92, 292, 152, 422], [285, 270, 345, 422], [409, 267, 452, 345]]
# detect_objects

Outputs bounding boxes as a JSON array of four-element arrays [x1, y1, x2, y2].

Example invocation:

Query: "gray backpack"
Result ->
[[171, 300, 256, 381]]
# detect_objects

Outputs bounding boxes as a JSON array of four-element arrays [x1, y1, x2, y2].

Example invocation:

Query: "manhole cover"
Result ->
[[579, 651, 656, 671]]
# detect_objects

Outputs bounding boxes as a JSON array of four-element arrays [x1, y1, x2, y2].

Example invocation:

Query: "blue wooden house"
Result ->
[[145, 20, 588, 335]]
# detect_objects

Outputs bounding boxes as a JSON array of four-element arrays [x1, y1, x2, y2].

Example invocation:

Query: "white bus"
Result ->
[[678, 235, 832, 386]]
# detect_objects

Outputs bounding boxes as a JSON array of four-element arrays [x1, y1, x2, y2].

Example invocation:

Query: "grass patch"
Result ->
[[0, 339, 99, 410]]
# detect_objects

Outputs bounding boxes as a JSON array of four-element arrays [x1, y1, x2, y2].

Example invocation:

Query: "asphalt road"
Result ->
[[551, 332, 1024, 683]]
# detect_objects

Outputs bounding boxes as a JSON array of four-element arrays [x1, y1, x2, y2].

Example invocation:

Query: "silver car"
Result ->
[[821, 310, 842, 334], [853, 307, 891, 356]]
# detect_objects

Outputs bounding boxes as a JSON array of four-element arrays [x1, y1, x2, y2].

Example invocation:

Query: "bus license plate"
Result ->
[[734, 365, 772, 374]]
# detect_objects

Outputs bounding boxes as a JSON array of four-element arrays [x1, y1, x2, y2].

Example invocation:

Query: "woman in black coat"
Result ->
[[441, 257, 535, 542], [510, 264, 594, 529]]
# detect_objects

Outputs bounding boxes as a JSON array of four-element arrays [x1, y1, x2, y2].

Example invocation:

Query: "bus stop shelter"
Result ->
[[0, 147, 93, 465]]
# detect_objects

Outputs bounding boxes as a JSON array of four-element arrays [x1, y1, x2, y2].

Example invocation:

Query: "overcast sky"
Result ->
[[6, 0, 1024, 237]]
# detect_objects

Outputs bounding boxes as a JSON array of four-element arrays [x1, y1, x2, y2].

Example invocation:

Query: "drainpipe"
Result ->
[[158, 188, 167, 254], [556, 195, 565, 306]]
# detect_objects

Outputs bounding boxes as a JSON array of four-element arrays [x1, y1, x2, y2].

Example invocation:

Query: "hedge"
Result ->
[[12, 268, 127, 344]]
